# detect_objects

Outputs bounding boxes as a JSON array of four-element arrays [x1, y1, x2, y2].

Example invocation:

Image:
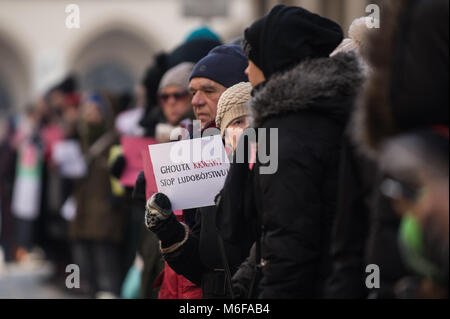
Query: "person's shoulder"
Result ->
[[196, 205, 217, 215]]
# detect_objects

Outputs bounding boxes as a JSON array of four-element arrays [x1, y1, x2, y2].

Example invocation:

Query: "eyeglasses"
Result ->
[[158, 91, 190, 103]]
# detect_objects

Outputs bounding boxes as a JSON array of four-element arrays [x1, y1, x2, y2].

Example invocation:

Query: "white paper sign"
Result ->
[[12, 174, 42, 221], [53, 140, 86, 178], [148, 135, 230, 210]]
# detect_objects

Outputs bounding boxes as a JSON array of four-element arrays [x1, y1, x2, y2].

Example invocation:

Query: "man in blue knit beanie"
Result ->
[[189, 45, 248, 128], [134, 45, 250, 299]]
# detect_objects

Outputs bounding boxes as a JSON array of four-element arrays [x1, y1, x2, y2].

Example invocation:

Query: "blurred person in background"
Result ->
[[378, 129, 448, 298], [353, 0, 448, 299], [154, 62, 195, 143], [110, 84, 148, 299], [69, 92, 126, 298], [139, 53, 169, 138], [61, 91, 82, 140], [10, 106, 44, 263], [38, 76, 80, 285], [0, 115, 17, 262], [115, 85, 146, 138]]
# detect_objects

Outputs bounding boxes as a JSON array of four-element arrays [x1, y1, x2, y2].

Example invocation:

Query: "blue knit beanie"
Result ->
[[189, 45, 249, 88]]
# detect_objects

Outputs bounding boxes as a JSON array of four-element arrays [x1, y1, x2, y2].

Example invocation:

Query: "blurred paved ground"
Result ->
[[0, 257, 82, 299]]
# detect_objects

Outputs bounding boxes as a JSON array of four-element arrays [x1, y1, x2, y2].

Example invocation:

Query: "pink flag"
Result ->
[[141, 149, 158, 200], [120, 136, 157, 187]]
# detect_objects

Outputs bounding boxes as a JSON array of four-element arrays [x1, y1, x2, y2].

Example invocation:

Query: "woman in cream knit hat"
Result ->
[[215, 82, 252, 152]]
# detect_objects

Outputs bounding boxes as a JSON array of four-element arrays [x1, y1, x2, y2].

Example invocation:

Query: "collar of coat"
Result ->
[[249, 52, 364, 128]]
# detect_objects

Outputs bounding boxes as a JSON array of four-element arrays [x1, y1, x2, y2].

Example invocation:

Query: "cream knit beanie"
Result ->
[[215, 82, 252, 137], [331, 17, 374, 56]]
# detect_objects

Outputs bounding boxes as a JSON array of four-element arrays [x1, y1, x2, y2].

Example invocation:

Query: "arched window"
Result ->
[[69, 25, 155, 96], [0, 31, 29, 112]]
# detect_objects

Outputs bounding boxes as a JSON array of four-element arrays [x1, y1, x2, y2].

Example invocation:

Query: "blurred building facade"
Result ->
[[0, 0, 371, 113]]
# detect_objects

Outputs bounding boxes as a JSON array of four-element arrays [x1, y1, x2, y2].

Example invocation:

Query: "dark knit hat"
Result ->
[[168, 38, 222, 69], [142, 53, 169, 108], [185, 26, 222, 43], [58, 75, 78, 93], [189, 45, 249, 88], [243, 5, 343, 79]]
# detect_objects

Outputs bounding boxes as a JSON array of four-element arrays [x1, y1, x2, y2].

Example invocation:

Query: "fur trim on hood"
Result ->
[[249, 52, 364, 128]]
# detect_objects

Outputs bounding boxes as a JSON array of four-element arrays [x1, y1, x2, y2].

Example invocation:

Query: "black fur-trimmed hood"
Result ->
[[249, 52, 364, 128]]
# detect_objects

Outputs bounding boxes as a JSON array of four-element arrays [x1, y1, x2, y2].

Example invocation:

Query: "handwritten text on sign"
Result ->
[[148, 135, 230, 210]]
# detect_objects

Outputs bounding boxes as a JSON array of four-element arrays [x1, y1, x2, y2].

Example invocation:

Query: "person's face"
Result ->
[[49, 90, 65, 110], [190, 78, 227, 127], [245, 60, 266, 88], [158, 85, 192, 126], [384, 172, 449, 248], [82, 100, 103, 125], [409, 179, 449, 243], [224, 115, 250, 152], [63, 106, 79, 124]]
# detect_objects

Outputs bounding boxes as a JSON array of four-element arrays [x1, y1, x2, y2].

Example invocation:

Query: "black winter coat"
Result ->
[[324, 135, 374, 299], [157, 123, 255, 298], [163, 203, 254, 299], [238, 53, 364, 298]]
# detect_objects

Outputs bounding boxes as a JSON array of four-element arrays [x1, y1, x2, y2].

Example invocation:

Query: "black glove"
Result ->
[[145, 192, 174, 229], [144, 192, 186, 249]]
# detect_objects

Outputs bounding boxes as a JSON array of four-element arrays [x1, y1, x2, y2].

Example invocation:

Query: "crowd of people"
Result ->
[[0, 0, 448, 299]]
